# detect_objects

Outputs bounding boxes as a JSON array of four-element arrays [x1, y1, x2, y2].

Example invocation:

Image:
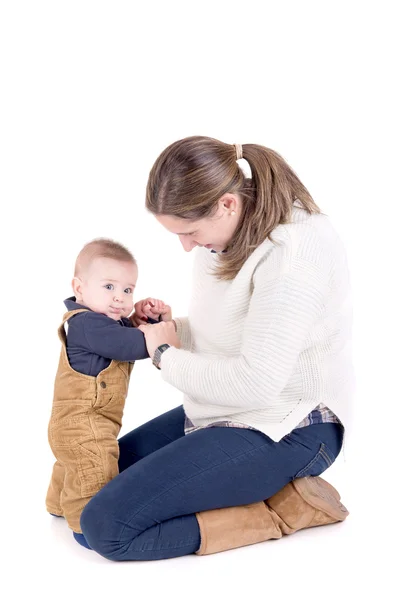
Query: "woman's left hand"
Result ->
[[138, 321, 181, 360]]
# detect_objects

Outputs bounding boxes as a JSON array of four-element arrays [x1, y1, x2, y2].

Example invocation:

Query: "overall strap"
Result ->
[[57, 308, 89, 344]]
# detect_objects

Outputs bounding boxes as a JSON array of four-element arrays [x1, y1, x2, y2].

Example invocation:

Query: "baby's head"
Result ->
[[72, 238, 138, 321]]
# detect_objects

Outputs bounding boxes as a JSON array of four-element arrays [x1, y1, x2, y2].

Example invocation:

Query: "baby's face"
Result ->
[[74, 257, 138, 321]]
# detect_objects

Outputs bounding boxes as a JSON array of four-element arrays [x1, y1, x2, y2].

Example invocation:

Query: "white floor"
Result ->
[[10, 488, 388, 600]]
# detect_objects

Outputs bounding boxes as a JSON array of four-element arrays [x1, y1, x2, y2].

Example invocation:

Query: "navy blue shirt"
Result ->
[[63, 297, 153, 377]]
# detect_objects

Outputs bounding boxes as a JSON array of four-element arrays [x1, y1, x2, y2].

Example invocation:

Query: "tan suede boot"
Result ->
[[195, 476, 349, 555]]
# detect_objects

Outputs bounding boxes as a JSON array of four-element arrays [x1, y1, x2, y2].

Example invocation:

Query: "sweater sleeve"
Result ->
[[160, 250, 329, 413], [81, 313, 149, 361], [174, 317, 192, 351]]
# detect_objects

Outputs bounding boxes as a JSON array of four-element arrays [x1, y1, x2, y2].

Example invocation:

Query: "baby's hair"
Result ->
[[74, 238, 136, 277]]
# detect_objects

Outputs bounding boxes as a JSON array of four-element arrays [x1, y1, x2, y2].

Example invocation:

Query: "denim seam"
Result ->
[[320, 444, 334, 466], [295, 444, 327, 479], [130, 540, 199, 554]]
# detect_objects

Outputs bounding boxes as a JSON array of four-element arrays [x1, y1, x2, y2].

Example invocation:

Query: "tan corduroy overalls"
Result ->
[[46, 309, 134, 533]]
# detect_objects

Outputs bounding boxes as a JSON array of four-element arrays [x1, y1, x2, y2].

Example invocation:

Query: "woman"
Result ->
[[80, 136, 353, 560]]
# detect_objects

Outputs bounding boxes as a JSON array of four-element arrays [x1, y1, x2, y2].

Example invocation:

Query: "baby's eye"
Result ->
[[124, 287, 133, 294], [104, 284, 114, 291]]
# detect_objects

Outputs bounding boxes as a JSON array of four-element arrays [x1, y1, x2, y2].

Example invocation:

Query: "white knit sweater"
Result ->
[[161, 205, 354, 442]]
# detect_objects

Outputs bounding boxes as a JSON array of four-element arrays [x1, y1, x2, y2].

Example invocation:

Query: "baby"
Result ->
[[46, 238, 171, 548]]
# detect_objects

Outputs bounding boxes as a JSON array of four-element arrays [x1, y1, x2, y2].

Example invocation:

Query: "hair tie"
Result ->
[[234, 143, 243, 160]]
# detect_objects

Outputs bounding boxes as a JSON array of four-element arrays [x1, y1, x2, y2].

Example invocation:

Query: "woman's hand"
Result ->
[[138, 321, 181, 360]]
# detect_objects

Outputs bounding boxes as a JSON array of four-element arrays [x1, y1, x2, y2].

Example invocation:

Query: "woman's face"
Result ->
[[155, 194, 241, 253]]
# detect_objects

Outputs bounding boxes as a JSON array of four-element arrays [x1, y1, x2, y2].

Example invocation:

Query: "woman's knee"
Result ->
[[80, 497, 133, 561]]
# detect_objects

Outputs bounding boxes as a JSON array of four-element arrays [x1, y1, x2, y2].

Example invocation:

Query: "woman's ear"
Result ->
[[221, 193, 239, 213], [72, 277, 83, 301]]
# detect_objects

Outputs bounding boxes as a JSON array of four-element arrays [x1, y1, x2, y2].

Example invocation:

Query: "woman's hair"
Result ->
[[146, 136, 320, 280], [74, 238, 136, 277]]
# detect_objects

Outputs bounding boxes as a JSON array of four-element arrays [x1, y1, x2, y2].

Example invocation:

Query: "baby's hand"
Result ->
[[131, 298, 172, 326], [142, 298, 167, 320], [158, 303, 173, 323]]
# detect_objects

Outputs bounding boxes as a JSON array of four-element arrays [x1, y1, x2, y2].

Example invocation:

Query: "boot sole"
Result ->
[[293, 476, 349, 522]]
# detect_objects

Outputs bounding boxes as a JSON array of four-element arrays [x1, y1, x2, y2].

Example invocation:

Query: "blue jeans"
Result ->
[[80, 405, 343, 560]]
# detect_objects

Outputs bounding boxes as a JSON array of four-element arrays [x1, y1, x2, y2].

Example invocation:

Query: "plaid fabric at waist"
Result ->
[[184, 403, 341, 435]]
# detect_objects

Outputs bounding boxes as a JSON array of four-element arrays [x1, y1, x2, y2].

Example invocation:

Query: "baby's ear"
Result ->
[[71, 277, 82, 300]]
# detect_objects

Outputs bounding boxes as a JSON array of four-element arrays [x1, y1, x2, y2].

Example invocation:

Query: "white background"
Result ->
[[0, 1, 398, 599]]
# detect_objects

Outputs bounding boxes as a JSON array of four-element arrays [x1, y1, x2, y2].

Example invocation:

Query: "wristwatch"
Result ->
[[152, 343, 171, 370]]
